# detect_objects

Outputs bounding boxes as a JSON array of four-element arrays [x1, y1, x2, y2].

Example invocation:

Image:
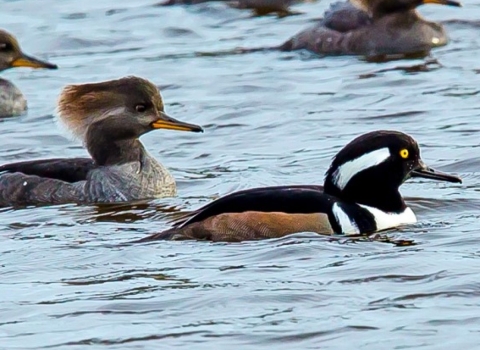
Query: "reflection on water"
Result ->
[[1, 0, 480, 349]]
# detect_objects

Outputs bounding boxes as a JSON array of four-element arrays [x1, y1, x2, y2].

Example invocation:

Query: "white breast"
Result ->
[[359, 204, 417, 232]]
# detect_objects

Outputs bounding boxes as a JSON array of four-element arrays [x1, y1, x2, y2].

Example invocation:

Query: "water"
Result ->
[[1, 0, 480, 348]]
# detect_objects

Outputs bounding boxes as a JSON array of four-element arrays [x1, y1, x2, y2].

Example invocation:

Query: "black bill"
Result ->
[[411, 161, 462, 183]]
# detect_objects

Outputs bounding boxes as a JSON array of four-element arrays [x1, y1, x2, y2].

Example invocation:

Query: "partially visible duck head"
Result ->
[[350, 0, 461, 17], [57, 76, 203, 144], [0, 29, 57, 72]]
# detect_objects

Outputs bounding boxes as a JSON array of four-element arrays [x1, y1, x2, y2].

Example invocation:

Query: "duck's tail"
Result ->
[[194, 44, 284, 57], [131, 228, 183, 243], [131, 224, 213, 242]]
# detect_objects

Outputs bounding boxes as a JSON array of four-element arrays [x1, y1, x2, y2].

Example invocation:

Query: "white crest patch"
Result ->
[[56, 106, 127, 142], [332, 148, 390, 190], [359, 204, 417, 232], [332, 203, 360, 235]]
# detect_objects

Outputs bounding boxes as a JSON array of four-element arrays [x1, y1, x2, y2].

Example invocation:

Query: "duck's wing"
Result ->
[[323, 1, 371, 32], [135, 185, 344, 242], [174, 185, 326, 226], [0, 158, 96, 183], [0, 171, 88, 207], [279, 2, 372, 54]]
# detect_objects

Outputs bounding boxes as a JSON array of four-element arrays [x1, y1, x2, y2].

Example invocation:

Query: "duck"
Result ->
[[159, 0, 305, 16], [230, 0, 300, 16], [0, 29, 57, 118], [0, 76, 203, 207], [136, 130, 461, 242], [279, 0, 462, 58]]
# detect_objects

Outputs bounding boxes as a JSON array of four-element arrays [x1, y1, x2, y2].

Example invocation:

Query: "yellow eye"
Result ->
[[399, 149, 409, 159]]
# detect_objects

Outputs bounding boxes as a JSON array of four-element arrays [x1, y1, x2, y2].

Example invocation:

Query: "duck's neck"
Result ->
[[352, 188, 407, 213], [85, 124, 146, 167], [324, 180, 407, 213], [372, 8, 418, 20]]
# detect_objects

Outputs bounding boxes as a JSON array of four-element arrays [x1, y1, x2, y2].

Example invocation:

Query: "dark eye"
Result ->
[[135, 104, 146, 113], [0, 43, 9, 51]]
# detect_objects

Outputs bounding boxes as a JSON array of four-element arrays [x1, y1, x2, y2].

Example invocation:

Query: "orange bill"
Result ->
[[422, 0, 462, 6], [11, 53, 58, 69], [151, 112, 203, 132]]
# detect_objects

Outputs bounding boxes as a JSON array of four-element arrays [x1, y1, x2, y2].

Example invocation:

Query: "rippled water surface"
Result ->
[[1, 0, 480, 348]]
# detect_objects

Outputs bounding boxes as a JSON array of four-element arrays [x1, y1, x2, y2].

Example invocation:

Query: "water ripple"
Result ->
[[1, 0, 480, 349]]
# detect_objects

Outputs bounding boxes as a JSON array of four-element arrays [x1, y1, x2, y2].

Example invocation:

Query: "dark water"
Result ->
[[1, 0, 480, 348]]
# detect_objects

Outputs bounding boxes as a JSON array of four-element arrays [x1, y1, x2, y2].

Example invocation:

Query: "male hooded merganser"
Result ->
[[280, 0, 462, 57], [0, 29, 57, 118], [0, 76, 203, 207], [137, 130, 461, 242]]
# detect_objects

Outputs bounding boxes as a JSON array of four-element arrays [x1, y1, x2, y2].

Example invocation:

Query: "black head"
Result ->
[[351, 0, 461, 17], [57, 76, 203, 142], [0, 29, 57, 72], [324, 130, 461, 212]]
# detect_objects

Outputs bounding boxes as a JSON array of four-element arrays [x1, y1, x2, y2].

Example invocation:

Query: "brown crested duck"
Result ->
[[0, 29, 57, 118], [0, 76, 203, 207]]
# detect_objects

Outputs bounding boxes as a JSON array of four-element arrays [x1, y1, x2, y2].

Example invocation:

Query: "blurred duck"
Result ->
[[137, 130, 461, 242], [0, 29, 57, 118], [280, 0, 462, 57], [0, 76, 203, 207], [159, 0, 309, 16]]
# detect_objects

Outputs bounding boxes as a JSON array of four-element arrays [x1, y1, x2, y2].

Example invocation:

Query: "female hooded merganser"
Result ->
[[0, 76, 203, 207], [280, 0, 462, 57], [0, 29, 57, 118], [137, 130, 461, 242]]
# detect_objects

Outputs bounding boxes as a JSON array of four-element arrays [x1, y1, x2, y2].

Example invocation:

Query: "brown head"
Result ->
[[350, 0, 461, 17], [57, 76, 203, 143], [0, 29, 57, 72]]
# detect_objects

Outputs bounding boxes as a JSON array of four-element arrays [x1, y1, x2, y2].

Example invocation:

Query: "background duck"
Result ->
[[279, 0, 462, 57], [136, 130, 461, 242], [159, 0, 311, 16], [0, 29, 57, 118], [0, 76, 203, 207]]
